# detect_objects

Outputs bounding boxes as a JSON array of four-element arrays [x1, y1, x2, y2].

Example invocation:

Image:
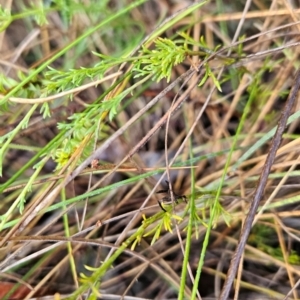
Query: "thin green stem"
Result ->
[[0, 130, 66, 194], [179, 138, 196, 299], [0, 104, 38, 176], [0, 155, 49, 231], [190, 69, 256, 300], [62, 188, 79, 290]]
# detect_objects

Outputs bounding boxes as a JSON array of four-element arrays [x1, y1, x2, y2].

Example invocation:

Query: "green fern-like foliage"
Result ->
[[133, 37, 187, 82]]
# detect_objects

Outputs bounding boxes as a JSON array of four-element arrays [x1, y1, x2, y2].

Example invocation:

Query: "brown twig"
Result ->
[[219, 68, 300, 300]]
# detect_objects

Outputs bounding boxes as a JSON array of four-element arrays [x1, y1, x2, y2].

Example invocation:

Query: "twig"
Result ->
[[219, 68, 300, 300]]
